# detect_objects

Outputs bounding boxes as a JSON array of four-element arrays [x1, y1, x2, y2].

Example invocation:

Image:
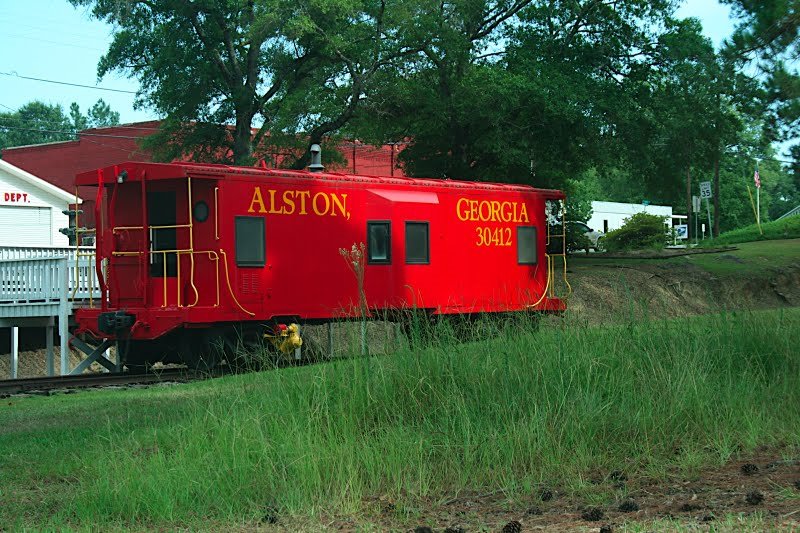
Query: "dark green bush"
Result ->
[[603, 212, 670, 252], [566, 222, 593, 253]]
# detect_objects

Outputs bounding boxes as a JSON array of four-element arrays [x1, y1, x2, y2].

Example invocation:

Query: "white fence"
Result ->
[[0, 247, 100, 302], [0, 257, 72, 378]]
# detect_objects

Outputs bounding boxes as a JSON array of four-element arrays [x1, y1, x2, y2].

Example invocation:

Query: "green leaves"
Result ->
[[0, 99, 120, 151]]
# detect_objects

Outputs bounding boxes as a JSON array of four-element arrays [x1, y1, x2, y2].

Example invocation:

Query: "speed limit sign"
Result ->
[[700, 181, 712, 199]]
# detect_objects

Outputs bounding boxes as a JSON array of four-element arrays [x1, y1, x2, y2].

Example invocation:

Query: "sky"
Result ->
[[0, 0, 737, 126]]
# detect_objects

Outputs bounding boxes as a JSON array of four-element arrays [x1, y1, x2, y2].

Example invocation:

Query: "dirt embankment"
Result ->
[[565, 260, 800, 323]]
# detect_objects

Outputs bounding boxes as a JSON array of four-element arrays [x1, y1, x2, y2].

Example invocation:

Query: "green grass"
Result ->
[[569, 238, 800, 277], [1, 309, 799, 530], [685, 239, 800, 276], [705, 214, 800, 246]]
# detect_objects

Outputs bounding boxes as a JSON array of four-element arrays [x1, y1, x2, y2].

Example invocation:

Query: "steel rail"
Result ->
[[0, 368, 222, 396]]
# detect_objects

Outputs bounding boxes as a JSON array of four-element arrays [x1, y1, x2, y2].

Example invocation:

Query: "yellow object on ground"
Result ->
[[265, 323, 303, 355]]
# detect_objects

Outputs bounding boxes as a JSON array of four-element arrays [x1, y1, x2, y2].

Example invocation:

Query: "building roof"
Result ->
[[1, 121, 157, 196], [0, 120, 407, 197], [77, 161, 565, 199], [0, 159, 80, 203]]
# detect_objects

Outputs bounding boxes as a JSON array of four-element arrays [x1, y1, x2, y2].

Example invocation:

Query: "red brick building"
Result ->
[[1, 121, 404, 228]]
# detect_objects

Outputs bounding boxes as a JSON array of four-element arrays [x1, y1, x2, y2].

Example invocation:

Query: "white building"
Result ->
[[0, 159, 77, 247], [587, 201, 674, 234]]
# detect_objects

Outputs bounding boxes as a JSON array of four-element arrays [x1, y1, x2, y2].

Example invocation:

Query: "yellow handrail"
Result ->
[[219, 249, 255, 316], [113, 224, 191, 233], [108, 249, 220, 308]]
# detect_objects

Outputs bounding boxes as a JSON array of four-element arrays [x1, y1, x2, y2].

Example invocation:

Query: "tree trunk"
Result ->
[[686, 165, 692, 241], [713, 156, 720, 237], [232, 112, 254, 165]]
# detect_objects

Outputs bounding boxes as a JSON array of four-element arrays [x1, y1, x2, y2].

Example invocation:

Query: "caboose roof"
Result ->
[[75, 161, 565, 200]]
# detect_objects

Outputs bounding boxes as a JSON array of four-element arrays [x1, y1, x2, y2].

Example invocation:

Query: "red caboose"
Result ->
[[72, 161, 567, 369]]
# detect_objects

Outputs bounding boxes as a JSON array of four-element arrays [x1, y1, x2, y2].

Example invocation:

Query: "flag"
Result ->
[[754, 168, 761, 189]]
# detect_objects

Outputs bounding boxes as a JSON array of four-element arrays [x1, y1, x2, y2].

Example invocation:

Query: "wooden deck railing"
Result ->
[[0, 247, 100, 302]]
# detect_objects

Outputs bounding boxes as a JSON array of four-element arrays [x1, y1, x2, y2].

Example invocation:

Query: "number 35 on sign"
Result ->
[[699, 181, 712, 199]]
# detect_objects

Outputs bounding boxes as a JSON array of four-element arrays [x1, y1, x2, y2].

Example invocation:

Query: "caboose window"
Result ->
[[235, 216, 265, 267], [517, 226, 537, 264], [367, 221, 391, 264], [405, 222, 429, 264]]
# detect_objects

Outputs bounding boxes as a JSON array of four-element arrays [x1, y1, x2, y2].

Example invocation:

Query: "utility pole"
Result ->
[[713, 156, 720, 237], [389, 143, 395, 177], [686, 165, 692, 241]]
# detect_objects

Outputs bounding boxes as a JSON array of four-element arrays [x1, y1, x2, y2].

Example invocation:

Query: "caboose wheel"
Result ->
[[119, 339, 166, 373], [213, 324, 271, 371], [181, 328, 221, 371]]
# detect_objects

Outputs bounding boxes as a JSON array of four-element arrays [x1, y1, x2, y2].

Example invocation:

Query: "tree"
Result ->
[[87, 99, 121, 128], [721, 0, 800, 143], [71, 0, 426, 165], [0, 101, 73, 150], [0, 99, 122, 151], [352, 0, 731, 195]]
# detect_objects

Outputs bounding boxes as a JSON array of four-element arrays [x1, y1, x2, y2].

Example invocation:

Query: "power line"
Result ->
[[0, 72, 137, 94], [1, 32, 105, 52], [0, 105, 161, 131], [0, 20, 105, 43], [0, 124, 142, 140], [0, 115, 160, 132], [81, 136, 149, 156]]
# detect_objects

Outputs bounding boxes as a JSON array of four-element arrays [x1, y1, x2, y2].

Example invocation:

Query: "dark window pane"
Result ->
[[406, 222, 429, 264], [236, 216, 265, 267], [368, 222, 391, 264], [193, 201, 209, 222], [517, 226, 537, 264], [148, 191, 177, 277]]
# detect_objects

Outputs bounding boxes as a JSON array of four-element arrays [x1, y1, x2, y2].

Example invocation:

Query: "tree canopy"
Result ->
[[71, 0, 797, 229], [0, 99, 120, 151]]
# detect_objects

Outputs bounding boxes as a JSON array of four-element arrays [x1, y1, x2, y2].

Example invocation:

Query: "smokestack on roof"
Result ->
[[308, 144, 324, 172]]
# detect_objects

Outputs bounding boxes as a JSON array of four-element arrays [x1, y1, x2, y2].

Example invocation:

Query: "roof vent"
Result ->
[[308, 144, 324, 172]]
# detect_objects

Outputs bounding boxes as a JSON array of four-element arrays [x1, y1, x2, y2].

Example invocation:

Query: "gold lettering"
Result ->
[[469, 200, 478, 221], [312, 192, 330, 216], [330, 193, 347, 217], [501, 202, 512, 222], [268, 189, 283, 214], [282, 190, 295, 215], [248, 187, 267, 213], [297, 190, 311, 214], [479, 201, 491, 222], [519, 203, 529, 223], [490, 201, 501, 222], [456, 198, 470, 221]]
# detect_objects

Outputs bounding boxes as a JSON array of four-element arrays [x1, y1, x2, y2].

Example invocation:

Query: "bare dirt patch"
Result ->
[[300, 449, 800, 532], [565, 262, 800, 324]]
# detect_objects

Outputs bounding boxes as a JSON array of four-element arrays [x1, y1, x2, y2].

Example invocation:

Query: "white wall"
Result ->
[[587, 201, 673, 234], [0, 165, 71, 247]]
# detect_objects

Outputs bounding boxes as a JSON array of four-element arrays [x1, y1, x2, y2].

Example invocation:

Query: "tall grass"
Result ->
[[72, 309, 800, 525], [705, 214, 800, 246]]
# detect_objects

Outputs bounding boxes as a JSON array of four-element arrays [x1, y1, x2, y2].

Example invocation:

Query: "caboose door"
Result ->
[[148, 191, 178, 277]]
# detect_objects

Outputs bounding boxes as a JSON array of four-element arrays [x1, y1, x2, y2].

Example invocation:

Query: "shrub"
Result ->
[[602, 212, 670, 252], [566, 222, 593, 253]]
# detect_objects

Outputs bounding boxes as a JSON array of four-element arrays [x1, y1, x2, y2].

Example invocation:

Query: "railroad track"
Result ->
[[0, 368, 223, 397]]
